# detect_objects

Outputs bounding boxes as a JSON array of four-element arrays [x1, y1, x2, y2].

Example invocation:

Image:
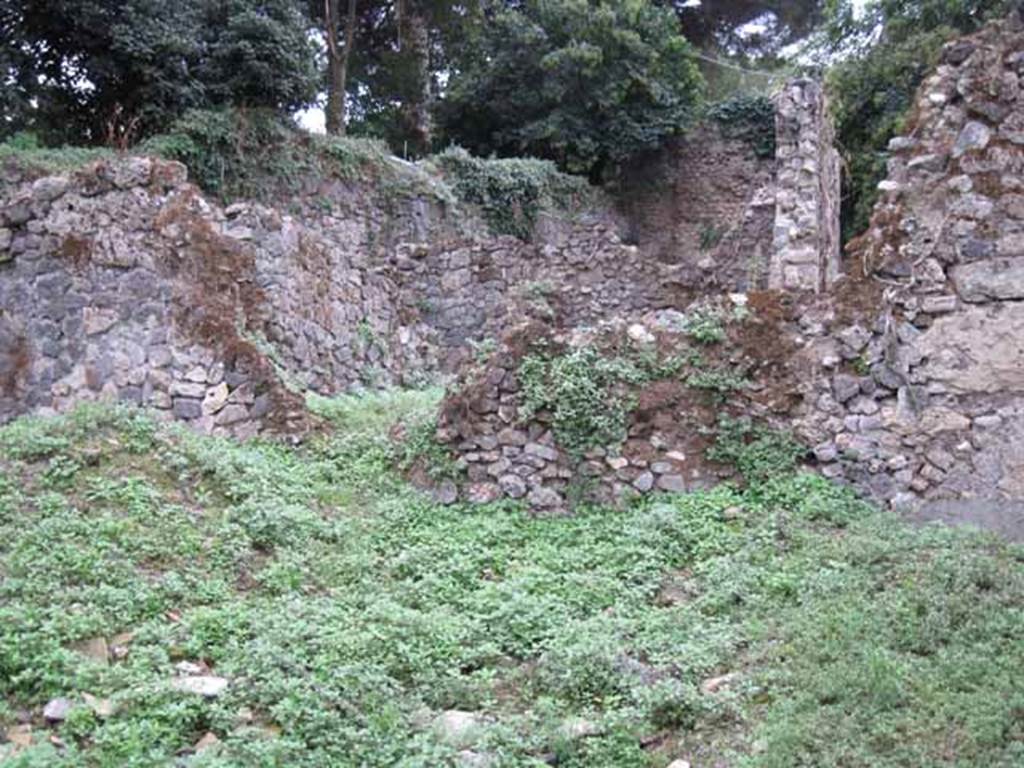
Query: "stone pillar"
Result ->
[[770, 78, 842, 291]]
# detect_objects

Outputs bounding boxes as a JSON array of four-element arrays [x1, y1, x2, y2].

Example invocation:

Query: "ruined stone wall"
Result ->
[[389, 215, 678, 370], [770, 79, 842, 291], [796, 17, 1024, 508], [618, 81, 841, 295], [435, 297, 795, 510], [0, 75, 844, 441], [435, 17, 1024, 515], [0, 158, 438, 434], [617, 126, 776, 292]]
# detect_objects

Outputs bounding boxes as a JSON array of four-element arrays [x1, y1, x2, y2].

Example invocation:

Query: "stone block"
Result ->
[[172, 398, 202, 420], [524, 442, 558, 462], [951, 258, 1024, 302], [657, 474, 686, 493]]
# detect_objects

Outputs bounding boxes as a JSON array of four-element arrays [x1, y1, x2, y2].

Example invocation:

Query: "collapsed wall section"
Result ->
[[434, 18, 1024, 515]]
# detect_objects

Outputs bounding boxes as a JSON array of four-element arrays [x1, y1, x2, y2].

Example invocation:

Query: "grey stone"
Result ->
[[958, 238, 995, 262], [921, 295, 958, 314], [485, 458, 511, 477], [943, 40, 976, 65], [952, 121, 991, 158], [170, 381, 206, 398], [171, 676, 229, 697], [907, 153, 948, 173], [888, 136, 917, 152], [850, 396, 880, 415], [82, 307, 119, 335], [475, 434, 498, 451], [31, 176, 70, 203], [172, 398, 203, 420], [184, 365, 207, 383], [813, 442, 838, 463], [657, 474, 687, 493], [950, 193, 993, 220], [632, 471, 655, 492], [527, 486, 563, 508], [498, 474, 528, 499], [43, 697, 72, 722], [466, 483, 502, 504], [496, 428, 527, 446], [837, 325, 871, 354], [112, 157, 153, 188], [926, 447, 956, 471], [431, 481, 459, 505], [524, 442, 558, 462], [951, 258, 1024, 302], [435, 710, 484, 749], [968, 99, 1011, 123], [973, 414, 1003, 429], [832, 374, 861, 403]]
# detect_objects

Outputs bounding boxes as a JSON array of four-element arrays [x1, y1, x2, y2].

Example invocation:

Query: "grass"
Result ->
[[0, 134, 114, 175], [1, 398, 1023, 766]]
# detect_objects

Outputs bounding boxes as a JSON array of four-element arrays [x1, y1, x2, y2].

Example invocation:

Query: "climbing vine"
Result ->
[[432, 147, 591, 240], [706, 95, 776, 159]]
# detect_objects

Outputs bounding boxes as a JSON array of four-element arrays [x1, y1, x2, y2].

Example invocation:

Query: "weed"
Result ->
[[0, 403, 1022, 767], [684, 308, 727, 345], [470, 337, 497, 364], [431, 146, 592, 240], [706, 415, 806, 486], [687, 369, 749, 402], [0, 133, 114, 174]]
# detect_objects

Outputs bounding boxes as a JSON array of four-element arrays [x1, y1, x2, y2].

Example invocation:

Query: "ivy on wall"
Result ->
[[431, 147, 592, 240], [706, 95, 777, 159]]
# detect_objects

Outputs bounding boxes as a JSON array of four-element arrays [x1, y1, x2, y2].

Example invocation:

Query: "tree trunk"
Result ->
[[399, 0, 432, 155], [324, 0, 356, 136], [336, 0, 357, 135]]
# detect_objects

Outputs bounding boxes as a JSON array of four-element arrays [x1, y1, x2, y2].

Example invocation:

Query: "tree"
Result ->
[[316, 0, 359, 135], [397, 0, 433, 153], [437, 0, 705, 179], [669, 1, 824, 59], [0, 0, 319, 145]]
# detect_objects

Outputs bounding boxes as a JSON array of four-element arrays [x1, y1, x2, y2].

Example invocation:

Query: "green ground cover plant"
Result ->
[[1, 399, 1022, 766]]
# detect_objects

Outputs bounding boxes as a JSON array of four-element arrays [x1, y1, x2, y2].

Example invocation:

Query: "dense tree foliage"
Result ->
[[0, 0, 318, 144], [8, 0, 1016, 206], [671, 0, 824, 59], [818, 0, 1014, 238], [438, 0, 704, 179]]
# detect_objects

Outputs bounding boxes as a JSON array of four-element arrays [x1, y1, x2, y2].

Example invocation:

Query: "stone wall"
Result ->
[[390, 216, 677, 367], [796, 16, 1024, 508], [617, 81, 841, 295], [0, 75, 845, 442], [435, 16, 1024, 515], [435, 297, 798, 510], [617, 125, 776, 291], [770, 79, 842, 291], [0, 158, 438, 435]]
